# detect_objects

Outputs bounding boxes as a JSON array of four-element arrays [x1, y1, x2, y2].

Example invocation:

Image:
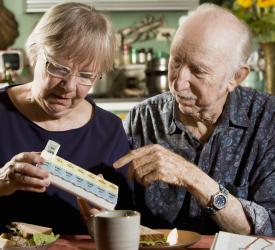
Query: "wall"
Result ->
[[3, 0, 185, 54]]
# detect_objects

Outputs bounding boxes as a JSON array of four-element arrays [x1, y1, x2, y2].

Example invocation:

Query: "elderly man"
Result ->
[[114, 4, 275, 236]]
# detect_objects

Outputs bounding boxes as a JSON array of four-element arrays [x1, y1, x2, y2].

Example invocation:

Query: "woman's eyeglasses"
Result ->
[[44, 54, 102, 86]]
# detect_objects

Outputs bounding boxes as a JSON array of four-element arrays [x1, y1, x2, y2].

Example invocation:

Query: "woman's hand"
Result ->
[[77, 174, 106, 238], [77, 197, 100, 223], [77, 173, 106, 222], [0, 152, 50, 196], [77, 196, 101, 238]]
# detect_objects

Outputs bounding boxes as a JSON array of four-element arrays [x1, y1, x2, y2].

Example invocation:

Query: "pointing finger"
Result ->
[[113, 151, 136, 169], [113, 144, 157, 169]]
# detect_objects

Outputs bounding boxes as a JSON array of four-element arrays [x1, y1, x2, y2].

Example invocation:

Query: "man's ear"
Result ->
[[227, 65, 250, 92]]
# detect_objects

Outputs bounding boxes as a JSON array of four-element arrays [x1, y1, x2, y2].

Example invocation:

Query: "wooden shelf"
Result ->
[[25, 0, 199, 12]]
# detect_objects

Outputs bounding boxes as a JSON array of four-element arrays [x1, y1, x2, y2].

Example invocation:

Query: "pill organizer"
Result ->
[[40, 140, 118, 210]]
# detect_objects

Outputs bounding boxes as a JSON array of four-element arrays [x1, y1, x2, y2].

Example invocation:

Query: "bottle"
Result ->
[[146, 48, 154, 63], [1, 63, 13, 84], [137, 48, 146, 64], [131, 48, 138, 64], [122, 44, 131, 66]]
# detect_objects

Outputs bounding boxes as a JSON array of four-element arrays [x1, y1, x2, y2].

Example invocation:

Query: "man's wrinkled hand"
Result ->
[[113, 144, 191, 187]]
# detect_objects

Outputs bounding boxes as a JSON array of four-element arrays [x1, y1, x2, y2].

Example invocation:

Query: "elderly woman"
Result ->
[[0, 2, 133, 234]]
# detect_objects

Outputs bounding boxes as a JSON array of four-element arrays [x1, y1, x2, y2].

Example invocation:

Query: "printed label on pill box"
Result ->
[[40, 140, 118, 209]]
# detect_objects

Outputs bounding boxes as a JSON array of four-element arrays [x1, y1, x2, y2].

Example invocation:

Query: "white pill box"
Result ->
[[40, 140, 118, 210]]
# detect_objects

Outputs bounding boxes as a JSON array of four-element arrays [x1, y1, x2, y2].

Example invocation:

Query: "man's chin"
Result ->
[[177, 103, 199, 117]]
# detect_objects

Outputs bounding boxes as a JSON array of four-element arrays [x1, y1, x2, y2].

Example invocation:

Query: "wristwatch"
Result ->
[[204, 184, 229, 215]]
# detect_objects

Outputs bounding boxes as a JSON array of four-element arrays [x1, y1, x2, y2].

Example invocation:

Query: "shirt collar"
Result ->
[[226, 87, 250, 128], [167, 87, 250, 135], [167, 95, 178, 134]]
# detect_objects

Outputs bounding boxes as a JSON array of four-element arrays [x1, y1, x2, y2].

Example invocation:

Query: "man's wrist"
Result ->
[[203, 184, 229, 215]]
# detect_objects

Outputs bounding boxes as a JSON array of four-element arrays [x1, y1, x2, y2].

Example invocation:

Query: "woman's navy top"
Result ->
[[0, 88, 133, 234]]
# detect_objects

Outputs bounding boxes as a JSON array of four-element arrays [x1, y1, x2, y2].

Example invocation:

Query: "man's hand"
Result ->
[[113, 144, 192, 187]]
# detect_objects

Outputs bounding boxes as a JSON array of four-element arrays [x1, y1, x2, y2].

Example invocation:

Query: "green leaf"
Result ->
[[6, 226, 20, 236], [32, 233, 59, 246]]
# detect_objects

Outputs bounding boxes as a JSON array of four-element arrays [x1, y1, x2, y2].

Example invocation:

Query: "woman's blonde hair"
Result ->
[[25, 2, 116, 73]]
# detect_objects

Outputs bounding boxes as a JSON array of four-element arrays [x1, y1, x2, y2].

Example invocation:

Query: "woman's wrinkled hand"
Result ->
[[0, 152, 50, 196], [77, 196, 101, 238], [77, 174, 106, 222], [77, 196, 101, 223], [76, 174, 106, 238]]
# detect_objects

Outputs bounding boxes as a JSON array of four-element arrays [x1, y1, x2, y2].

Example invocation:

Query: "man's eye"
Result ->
[[193, 71, 204, 78], [172, 60, 181, 69], [190, 66, 205, 76]]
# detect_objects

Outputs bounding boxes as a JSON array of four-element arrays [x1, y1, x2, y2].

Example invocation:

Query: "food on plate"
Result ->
[[166, 228, 178, 246], [140, 225, 178, 247], [139, 225, 178, 247], [0, 222, 59, 248]]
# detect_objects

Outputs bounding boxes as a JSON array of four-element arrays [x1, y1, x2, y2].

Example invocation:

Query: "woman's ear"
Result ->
[[227, 65, 250, 92]]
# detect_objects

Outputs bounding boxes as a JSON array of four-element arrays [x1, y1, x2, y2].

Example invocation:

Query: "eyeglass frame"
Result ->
[[43, 52, 102, 86]]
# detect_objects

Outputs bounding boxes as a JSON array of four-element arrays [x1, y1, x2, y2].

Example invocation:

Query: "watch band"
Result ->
[[203, 184, 229, 215]]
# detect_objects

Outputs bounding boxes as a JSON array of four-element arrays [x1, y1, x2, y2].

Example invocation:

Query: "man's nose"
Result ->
[[174, 65, 191, 91]]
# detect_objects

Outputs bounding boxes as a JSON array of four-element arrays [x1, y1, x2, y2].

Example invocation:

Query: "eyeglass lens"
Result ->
[[46, 60, 98, 86]]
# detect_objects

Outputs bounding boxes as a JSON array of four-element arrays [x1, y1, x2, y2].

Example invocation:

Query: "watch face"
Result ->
[[213, 194, 227, 210]]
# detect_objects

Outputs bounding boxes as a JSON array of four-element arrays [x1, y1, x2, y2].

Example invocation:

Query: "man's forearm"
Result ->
[[184, 163, 252, 234], [213, 194, 252, 234]]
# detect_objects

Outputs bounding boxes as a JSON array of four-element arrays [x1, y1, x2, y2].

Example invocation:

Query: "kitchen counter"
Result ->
[[94, 97, 144, 111], [94, 97, 144, 119]]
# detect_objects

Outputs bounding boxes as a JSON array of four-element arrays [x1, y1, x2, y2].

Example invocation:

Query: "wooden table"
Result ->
[[48, 235, 214, 250]]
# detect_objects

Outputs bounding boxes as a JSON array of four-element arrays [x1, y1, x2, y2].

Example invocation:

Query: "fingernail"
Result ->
[[45, 179, 51, 186]]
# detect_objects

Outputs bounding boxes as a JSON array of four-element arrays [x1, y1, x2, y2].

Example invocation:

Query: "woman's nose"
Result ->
[[61, 75, 78, 91], [174, 65, 191, 91]]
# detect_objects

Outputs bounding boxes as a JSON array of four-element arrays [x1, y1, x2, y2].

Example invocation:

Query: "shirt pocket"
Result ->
[[225, 183, 249, 199]]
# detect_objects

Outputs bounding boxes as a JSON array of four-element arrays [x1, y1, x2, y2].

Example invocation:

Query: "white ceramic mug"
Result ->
[[90, 210, 140, 250]]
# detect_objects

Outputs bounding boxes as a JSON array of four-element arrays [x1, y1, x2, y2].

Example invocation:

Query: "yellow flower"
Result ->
[[228, 0, 275, 42], [237, 0, 253, 8], [257, 0, 275, 7]]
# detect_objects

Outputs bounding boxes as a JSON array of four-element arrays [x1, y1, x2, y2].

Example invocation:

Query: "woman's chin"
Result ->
[[44, 103, 72, 117]]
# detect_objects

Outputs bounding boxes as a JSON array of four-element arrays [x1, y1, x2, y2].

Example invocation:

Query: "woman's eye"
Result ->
[[52, 64, 70, 74], [57, 67, 69, 74], [79, 72, 95, 79]]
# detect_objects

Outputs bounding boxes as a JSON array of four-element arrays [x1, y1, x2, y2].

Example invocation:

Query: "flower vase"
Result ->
[[260, 43, 275, 96]]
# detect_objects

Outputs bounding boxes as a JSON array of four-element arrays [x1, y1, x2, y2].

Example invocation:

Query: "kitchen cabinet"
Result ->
[[25, 0, 199, 12]]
